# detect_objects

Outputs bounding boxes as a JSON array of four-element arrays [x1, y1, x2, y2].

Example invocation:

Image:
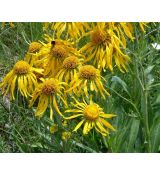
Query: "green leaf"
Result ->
[[126, 118, 140, 152], [111, 76, 129, 95], [30, 143, 43, 148], [155, 94, 160, 104], [111, 117, 132, 153], [151, 117, 160, 152], [72, 141, 97, 153], [144, 65, 155, 86], [144, 65, 155, 76]]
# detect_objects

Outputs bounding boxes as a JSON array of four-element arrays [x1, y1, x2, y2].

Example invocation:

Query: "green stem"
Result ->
[[143, 89, 151, 152], [136, 57, 151, 152], [108, 87, 141, 119], [128, 49, 152, 152], [102, 136, 113, 153], [0, 101, 9, 112]]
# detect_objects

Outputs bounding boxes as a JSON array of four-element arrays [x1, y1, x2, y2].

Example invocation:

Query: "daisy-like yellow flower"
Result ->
[[64, 97, 116, 136], [36, 34, 79, 77], [0, 60, 43, 100], [56, 55, 84, 83], [80, 22, 129, 72], [24, 41, 43, 65], [43, 22, 90, 40], [28, 42, 42, 54], [29, 78, 67, 119], [68, 65, 110, 99]]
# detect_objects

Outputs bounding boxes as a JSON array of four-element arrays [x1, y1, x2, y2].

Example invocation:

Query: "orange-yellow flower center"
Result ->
[[51, 45, 68, 59], [13, 60, 30, 75], [84, 104, 99, 120], [63, 56, 79, 69], [28, 42, 42, 53], [41, 79, 59, 95], [91, 30, 105, 45], [79, 65, 97, 80]]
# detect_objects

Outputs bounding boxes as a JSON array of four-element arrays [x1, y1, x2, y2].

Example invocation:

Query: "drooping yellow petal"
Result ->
[[96, 120, 109, 134], [83, 121, 89, 134], [50, 96, 53, 120], [53, 96, 63, 116], [73, 119, 85, 132], [100, 113, 116, 118], [36, 95, 49, 116], [64, 113, 83, 119], [65, 109, 83, 113], [100, 118, 116, 131]]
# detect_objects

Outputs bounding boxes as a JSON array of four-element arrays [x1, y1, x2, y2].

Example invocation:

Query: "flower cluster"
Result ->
[[0, 22, 148, 137]]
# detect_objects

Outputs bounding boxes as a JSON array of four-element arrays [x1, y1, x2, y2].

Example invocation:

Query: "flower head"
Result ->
[[79, 65, 97, 80], [29, 78, 67, 119], [24, 41, 44, 66], [64, 97, 116, 136], [63, 56, 79, 69], [91, 29, 106, 45], [13, 60, 30, 75], [50, 45, 68, 59], [80, 22, 130, 72], [28, 42, 42, 53], [84, 104, 100, 120], [0, 60, 43, 100], [56, 55, 83, 83], [68, 65, 110, 99]]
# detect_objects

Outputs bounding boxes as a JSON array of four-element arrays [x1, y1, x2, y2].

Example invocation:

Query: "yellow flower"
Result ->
[[68, 65, 110, 99], [61, 131, 71, 141], [43, 22, 90, 40], [80, 22, 129, 72], [28, 42, 42, 53], [29, 78, 67, 119], [56, 55, 84, 83], [64, 97, 116, 136], [24, 41, 43, 65], [37, 34, 79, 77], [0, 60, 43, 100]]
